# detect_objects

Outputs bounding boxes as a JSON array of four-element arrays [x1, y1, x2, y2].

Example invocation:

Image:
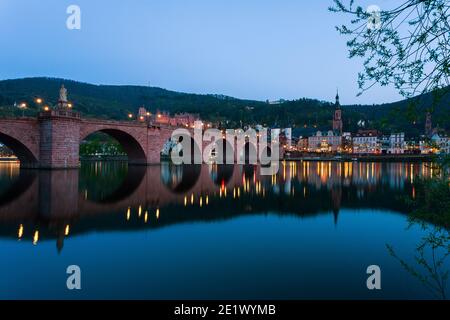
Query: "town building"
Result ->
[[308, 130, 342, 153], [352, 130, 381, 154], [297, 137, 309, 152], [431, 133, 450, 154], [388, 133, 406, 154]]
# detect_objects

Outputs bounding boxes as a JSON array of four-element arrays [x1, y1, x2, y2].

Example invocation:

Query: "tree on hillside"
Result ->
[[330, 0, 450, 102]]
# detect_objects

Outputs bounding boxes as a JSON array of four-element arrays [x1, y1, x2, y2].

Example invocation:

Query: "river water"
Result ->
[[0, 161, 448, 299]]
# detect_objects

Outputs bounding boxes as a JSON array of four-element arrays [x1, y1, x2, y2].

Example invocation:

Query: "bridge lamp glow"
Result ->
[[19, 103, 27, 108], [139, 116, 145, 121], [32, 230, 39, 245], [67, 103, 73, 108], [157, 114, 162, 119], [128, 113, 133, 119], [18, 224, 24, 239], [146, 112, 151, 116], [35, 98, 43, 104], [43, 106, 50, 111]]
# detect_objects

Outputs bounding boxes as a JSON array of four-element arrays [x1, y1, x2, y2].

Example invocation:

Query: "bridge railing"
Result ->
[[38, 109, 81, 119]]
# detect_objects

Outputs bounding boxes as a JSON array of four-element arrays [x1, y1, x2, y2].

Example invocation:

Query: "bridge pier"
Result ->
[[38, 110, 82, 169]]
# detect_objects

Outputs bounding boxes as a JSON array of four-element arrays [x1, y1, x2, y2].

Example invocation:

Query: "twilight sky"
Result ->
[[0, 0, 404, 104]]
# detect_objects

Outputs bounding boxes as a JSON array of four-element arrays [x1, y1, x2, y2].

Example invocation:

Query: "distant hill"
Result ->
[[0, 77, 448, 137]]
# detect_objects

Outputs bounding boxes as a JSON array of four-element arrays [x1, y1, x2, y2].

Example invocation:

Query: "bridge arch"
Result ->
[[0, 132, 38, 166], [80, 127, 147, 164]]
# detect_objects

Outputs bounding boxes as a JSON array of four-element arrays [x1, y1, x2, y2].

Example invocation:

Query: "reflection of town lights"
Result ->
[[33, 230, 39, 245], [18, 224, 24, 239], [65, 225, 70, 236], [126, 207, 131, 221], [144, 211, 148, 223], [191, 194, 194, 204], [206, 195, 209, 205], [138, 205, 142, 217], [184, 196, 187, 206], [200, 197, 203, 207]]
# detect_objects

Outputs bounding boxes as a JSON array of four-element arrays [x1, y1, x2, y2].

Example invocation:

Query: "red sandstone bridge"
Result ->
[[0, 109, 275, 168], [0, 109, 184, 168]]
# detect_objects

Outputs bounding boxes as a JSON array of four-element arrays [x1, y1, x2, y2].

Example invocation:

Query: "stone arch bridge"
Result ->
[[0, 110, 273, 168]]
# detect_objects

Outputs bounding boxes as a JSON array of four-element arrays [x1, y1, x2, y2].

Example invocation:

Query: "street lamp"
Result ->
[[35, 98, 43, 104], [128, 113, 133, 119], [18, 102, 27, 117]]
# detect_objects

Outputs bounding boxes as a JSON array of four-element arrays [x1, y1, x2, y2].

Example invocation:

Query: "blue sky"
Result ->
[[0, 0, 403, 104]]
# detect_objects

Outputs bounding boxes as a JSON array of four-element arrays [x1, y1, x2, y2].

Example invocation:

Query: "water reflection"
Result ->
[[2, 160, 449, 299], [0, 161, 434, 251]]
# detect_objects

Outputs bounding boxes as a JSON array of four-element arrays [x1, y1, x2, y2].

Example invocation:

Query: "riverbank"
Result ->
[[0, 157, 18, 162], [285, 154, 435, 162], [80, 155, 128, 161]]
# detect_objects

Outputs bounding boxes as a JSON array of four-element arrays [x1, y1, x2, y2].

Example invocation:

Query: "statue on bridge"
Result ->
[[58, 84, 68, 109]]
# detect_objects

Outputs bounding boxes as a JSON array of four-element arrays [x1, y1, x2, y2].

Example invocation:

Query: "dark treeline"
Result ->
[[0, 77, 449, 137]]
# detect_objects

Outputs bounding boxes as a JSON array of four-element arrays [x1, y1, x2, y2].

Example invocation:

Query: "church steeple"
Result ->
[[335, 88, 340, 107], [332, 89, 343, 134]]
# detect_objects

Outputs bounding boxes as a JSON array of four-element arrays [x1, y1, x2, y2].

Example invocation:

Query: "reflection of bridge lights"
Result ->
[[206, 195, 209, 205], [184, 196, 187, 206], [156, 208, 160, 219], [144, 211, 148, 223], [138, 205, 142, 217], [33, 230, 39, 245], [126, 207, 131, 221], [65, 225, 70, 236], [18, 224, 24, 239], [200, 197, 203, 207], [191, 194, 194, 205]]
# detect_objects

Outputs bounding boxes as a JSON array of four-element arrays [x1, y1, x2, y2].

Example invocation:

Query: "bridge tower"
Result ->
[[38, 85, 82, 168]]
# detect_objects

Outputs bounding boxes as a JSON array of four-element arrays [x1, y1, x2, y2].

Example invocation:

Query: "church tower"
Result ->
[[332, 89, 343, 135]]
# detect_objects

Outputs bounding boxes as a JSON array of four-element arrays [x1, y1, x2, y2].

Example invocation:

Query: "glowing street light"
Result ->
[[35, 98, 43, 104], [43, 105, 50, 112], [67, 103, 73, 108], [128, 113, 133, 119]]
